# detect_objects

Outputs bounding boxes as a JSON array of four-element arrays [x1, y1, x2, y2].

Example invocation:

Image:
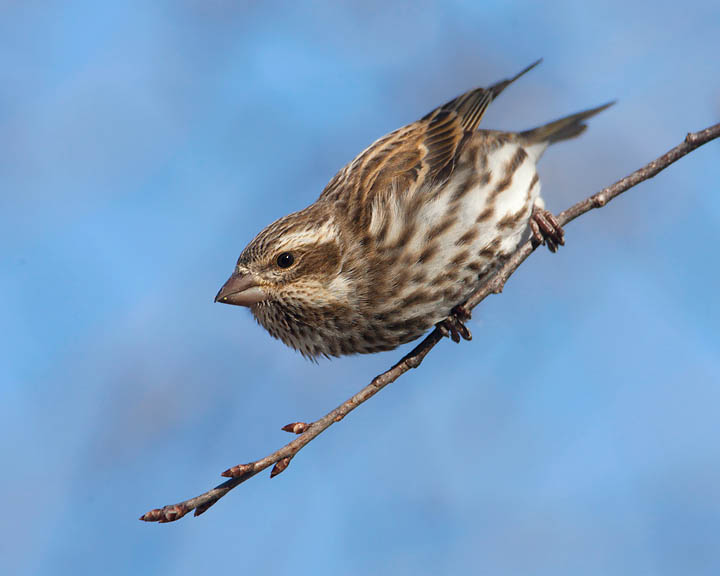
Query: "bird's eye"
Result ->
[[276, 252, 295, 268]]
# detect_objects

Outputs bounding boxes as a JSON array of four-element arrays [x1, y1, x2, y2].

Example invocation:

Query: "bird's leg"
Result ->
[[530, 205, 565, 253], [437, 305, 472, 343]]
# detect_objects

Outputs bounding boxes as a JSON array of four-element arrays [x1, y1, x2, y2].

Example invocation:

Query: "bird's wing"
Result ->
[[320, 60, 541, 205]]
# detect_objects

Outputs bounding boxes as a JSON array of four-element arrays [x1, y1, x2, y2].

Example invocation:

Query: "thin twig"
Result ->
[[141, 123, 720, 523]]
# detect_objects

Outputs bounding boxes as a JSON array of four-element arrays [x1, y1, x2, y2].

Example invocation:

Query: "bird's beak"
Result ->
[[214, 272, 267, 307]]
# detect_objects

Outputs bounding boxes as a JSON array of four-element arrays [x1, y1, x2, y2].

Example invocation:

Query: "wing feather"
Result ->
[[320, 60, 542, 208]]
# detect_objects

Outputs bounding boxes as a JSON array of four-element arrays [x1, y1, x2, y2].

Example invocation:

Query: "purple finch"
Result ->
[[216, 60, 612, 358]]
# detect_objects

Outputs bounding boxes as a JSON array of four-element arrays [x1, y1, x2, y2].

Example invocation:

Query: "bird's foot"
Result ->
[[530, 207, 565, 253], [437, 305, 472, 343]]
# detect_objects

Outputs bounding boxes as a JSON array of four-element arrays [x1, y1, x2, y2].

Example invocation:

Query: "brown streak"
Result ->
[[399, 290, 432, 308], [417, 243, 438, 264], [465, 260, 487, 273], [450, 171, 476, 203], [450, 249, 470, 268], [496, 206, 530, 230], [476, 206, 495, 223], [455, 227, 479, 246], [394, 221, 417, 249], [410, 270, 427, 284], [478, 237, 501, 259], [425, 214, 456, 242], [489, 146, 527, 201], [477, 171, 492, 187], [529, 172, 539, 191]]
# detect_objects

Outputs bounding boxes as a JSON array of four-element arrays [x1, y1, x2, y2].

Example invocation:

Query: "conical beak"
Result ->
[[214, 273, 267, 307]]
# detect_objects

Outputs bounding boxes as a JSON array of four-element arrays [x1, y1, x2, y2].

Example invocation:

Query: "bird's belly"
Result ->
[[371, 145, 541, 346]]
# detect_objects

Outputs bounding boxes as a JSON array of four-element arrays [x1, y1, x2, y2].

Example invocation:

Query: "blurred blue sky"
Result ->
[[2, 1, 719, 574]]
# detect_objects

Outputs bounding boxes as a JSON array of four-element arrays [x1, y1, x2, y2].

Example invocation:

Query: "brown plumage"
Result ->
[[215, 60, 612, 358]]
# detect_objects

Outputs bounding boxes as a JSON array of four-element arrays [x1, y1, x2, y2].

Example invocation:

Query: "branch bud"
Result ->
[[281, 422, 309, 434], [139, 504, 189, 523], [270, 457, 291, 478], [221, 463, 253, 478]]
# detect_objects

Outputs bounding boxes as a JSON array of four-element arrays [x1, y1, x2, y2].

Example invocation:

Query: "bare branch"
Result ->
[[140, 122, 720, 523]]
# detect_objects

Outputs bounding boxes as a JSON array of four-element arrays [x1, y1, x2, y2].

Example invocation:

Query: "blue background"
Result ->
[[2, 1, 719, 574]]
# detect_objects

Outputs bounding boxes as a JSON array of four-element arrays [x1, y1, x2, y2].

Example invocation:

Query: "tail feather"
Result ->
[[521, 101, 615, 147]]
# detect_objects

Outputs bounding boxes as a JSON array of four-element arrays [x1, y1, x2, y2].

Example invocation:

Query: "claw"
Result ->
[[531, 207, 565, 252], [437, 305, 472, 343]]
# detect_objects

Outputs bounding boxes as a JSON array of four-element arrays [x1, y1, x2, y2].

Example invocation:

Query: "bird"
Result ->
[[215, 60, 612, 358]]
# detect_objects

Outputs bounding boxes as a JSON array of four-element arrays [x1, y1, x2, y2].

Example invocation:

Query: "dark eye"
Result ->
[[276, 252, 295, 268]]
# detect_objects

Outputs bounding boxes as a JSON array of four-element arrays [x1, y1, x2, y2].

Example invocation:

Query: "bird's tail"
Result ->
[[520, 101, 614, 155]]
